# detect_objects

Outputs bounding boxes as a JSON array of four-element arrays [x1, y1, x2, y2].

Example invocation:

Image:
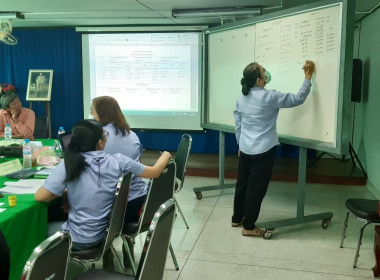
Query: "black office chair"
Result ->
[[20, 231, 71, 280], [57, 131, 72, 153], [72, 199, 177, 280], [34, 116, 49, 139], [70, 173, 132, 272], [340, 198, 380, 268], [122, 161, 178, 275], [174, 133, 192, 229]]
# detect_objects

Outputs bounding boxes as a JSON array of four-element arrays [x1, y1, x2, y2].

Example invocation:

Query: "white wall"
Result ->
[[355, 8, 380, 196]]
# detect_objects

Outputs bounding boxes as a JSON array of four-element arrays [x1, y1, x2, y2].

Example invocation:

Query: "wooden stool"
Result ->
[[373, 225, 380, 277]]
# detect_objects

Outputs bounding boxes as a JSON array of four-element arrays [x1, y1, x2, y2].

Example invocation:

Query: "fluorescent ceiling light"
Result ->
[[172, 7, 261, 18], [76, 26, 208, 32], [0, 12, 24, 19]]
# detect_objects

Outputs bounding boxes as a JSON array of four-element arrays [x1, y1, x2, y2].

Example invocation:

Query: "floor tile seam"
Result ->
[[174, 197, 221, 279], [207, 208, 348, 219], [258, 209, 349, 217], [187, 249, 367, 268], [173, 199, 221, 207], [211, 206, 348, 218], [184, 256, 373, 278]]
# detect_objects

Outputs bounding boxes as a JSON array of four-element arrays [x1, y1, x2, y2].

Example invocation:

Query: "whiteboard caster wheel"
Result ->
[[322, 219, 331, 229], [195, 192, 202, 200], [263, 229, 274, 239]]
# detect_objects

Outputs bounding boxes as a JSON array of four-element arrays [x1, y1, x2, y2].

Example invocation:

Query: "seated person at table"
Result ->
[[91, 96, 146, 224], [0, 92, 35, 139], [34, 119, 171, 251]]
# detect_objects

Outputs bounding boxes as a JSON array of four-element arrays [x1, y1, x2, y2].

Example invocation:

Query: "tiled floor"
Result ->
[[108, 176, 377, 280]]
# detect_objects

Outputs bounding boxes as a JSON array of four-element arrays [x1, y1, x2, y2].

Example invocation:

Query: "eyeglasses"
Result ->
[[102, 131, 109, 139]]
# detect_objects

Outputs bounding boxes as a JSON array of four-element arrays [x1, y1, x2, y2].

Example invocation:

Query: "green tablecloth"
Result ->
[[0, 194, 47, 280], [0, 138, 56, 280]]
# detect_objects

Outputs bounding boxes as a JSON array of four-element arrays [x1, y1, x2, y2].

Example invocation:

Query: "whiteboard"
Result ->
[[203, 0, 355, 154], [208, 25, 256, 128]]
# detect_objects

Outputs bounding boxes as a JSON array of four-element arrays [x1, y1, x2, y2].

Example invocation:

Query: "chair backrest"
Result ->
[[174, 134, 192, 192], [21, 231, 71, 280], [139, 160, 176, 230], [71, 173, 131, 260], [103, 173, 132, 253], [136, 199, 176, 280], [58, 131, 72, 153], [34, 116, 49, 139]]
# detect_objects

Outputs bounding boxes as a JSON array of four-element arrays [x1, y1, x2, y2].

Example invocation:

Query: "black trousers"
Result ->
[[48, 197, 68, 222], [232, 147, 275, 230]]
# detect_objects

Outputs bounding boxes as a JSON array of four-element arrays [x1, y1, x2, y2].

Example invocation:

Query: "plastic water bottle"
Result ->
[[4, 123, 12, 140], [23, 139, 32, 169], [58, 126, 65, 136], [56, 126, 66, 156]]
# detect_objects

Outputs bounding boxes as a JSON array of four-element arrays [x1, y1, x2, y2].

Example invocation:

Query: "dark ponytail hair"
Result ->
[[64, 119, 103, 182], [241, 62, 262, 96]]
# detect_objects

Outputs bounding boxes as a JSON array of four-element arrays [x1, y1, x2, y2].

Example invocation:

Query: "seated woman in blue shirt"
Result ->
[[90, 96, 147, 224], [35, 119, 171, 251]]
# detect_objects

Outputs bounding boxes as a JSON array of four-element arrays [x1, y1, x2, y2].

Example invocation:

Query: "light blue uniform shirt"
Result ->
[[234, 79, 312, 155], [103, 123, 147, 201], [42, 150, 145, 244]]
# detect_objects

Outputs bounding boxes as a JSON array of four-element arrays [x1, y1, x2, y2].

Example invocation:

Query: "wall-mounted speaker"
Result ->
[[351, 59, 362, 103]]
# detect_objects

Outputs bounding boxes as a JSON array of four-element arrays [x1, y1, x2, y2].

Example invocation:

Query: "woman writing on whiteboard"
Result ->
[[232, 60, 315, 236]]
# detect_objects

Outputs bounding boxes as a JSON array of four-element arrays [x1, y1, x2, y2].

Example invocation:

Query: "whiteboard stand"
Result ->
[[193, 131, 235, 200], [308, 143, 367, 177], [260, 147, 333, 239], [192, 137, 333, 239]]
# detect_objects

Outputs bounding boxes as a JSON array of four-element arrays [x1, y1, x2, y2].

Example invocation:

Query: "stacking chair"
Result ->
[[21, 231, 71, 280], [72, 199, 177, 280], [174, 133, 192, 229], [340, 198, 380, 268], [70, 173, 132, 272], [57, 131, 72, 153], [34, 116, 49, 139], [122, 161, 178, 275]]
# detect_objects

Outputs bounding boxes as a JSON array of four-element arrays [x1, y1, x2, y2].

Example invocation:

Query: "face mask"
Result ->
[[265, 70, 271, 84]]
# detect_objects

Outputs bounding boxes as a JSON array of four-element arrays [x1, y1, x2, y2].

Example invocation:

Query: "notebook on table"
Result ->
[[6, 169, 38, 179]]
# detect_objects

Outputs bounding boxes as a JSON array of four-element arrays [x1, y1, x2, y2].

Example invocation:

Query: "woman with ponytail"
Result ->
[[232, 60, 315, 237], [90, 96, 147, 224], [35, 119, 171, 251]]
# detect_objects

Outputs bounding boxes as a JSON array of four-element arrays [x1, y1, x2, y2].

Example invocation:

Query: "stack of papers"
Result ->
[[0, 140, 43, 147], [1, 179, 45, 194]]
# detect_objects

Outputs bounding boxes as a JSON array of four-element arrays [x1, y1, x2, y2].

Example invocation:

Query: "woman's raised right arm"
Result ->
[[139, 151, 171, 178]]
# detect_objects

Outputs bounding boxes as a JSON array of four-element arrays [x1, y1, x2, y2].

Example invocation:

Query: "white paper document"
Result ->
[[1, 179, 45, 194]]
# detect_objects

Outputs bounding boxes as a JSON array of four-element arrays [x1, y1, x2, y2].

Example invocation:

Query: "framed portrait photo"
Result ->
[[26, 70, 53, 101]]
